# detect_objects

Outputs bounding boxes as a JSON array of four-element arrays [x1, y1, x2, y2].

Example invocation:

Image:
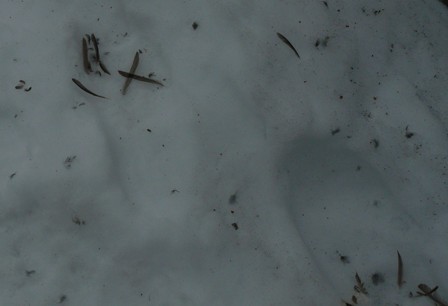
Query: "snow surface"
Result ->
[[1, 0, 448, 305]]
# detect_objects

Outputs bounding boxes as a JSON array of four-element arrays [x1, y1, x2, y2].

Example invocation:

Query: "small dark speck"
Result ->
[[58, 295, 67, 303], [331, 128, 340, 135], [192, 22, 198, 30], [356, 165, 361, 171], [405, 126, 415, 139], [229, 193, 237, 204], [370, 139, 379, 148], [171, 189, 179, 194], [323, 1, 328, 7], [146, 129, 152, 133], [231, 222, 239, 230], [25, 270, 36, 276], [371, 273, 384, 285], [24, 87, 32, 92], [9, 172, 16, 179], [340, 255, 350, 264]]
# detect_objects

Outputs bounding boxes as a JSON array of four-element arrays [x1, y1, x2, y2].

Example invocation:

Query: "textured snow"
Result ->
[[1, 0, 448, 305]]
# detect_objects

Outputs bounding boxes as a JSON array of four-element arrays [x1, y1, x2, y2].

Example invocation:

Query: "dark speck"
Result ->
[[192, 22, 198, 30], [340, 255, 350, 263], [25, 270, 36, 276], [229, 193, 237, 204], [331, 128, 340, 135], [231, 222, 239, 230]]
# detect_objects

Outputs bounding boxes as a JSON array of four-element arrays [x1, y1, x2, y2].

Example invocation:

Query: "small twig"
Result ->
[[118, 70, 164, 87], [122, 52, 139, 95], [82, 37, 92, 74], [354, 273, 368, 295], [397, 250, 404, 288], [72, 78, 107, 99], [91, 34, 100, 62], [99, 61, 111, 75], [417, 284, 448, 306], [277, 32, 300, 58]]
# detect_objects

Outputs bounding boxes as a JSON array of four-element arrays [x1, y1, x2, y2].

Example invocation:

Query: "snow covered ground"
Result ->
[[1, 0, 448, 305]]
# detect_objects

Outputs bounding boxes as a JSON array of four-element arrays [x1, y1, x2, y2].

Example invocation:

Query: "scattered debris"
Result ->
[[72, 216, 86, 225], [63, 155, 77, 169], [15, 80, 25, 89], [397, 250, 404, 288], [277, 32, 300, 58], [72, 78, 107, 99], [122, 52, 140, 95]]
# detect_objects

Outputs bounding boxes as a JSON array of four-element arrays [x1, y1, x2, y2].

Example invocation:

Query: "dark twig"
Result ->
[[122, 52, 139, 95], [118, 70, 164, 87], [72, 78, 107, 99]]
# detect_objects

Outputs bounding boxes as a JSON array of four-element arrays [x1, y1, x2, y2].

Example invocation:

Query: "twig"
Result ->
[[397, 251, 404, 288], [72, 78, 107, 99], [122, 52, 139, 95], [277, 32, 300, 58], [118, 70, 164, 87]]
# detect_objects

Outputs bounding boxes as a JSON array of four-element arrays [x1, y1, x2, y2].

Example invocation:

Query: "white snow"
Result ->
[[1, 0, 448, 305]]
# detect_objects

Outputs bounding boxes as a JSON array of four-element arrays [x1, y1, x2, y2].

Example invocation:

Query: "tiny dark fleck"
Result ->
[[315, 40, 320, 47], [146, 129, 152, 133], [230, 210, 235, 214], [58, 295, 67, 303], [339, 95, 343, 99], [231, 222, 239, 230], [192, 22, 198, 30], [356, 165, 361, 171], [24, 87, 32, 92], [64, 156, 77, 169], [405, 126, 415, 138], [138, 49, 142, 54], [25, 270, 36, 276], [171, 189, 179, 194], [323, 1, 328, 7], [72, 216, 86, 225], [331, 128, 340, 135], [9, 172, 16, 179], [371, 139, 379, 148], [340, 255, 350, 263], [371, 273, 384, 285]]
